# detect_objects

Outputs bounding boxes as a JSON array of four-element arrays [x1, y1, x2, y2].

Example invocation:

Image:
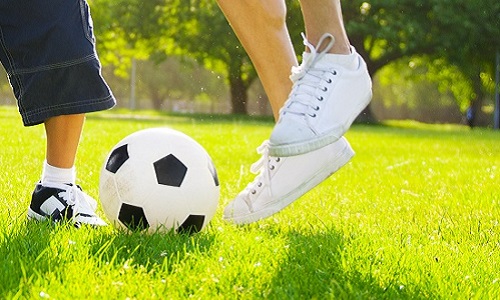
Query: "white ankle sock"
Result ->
[[304, 46, 359, 70], [41, 160, 76, 186]]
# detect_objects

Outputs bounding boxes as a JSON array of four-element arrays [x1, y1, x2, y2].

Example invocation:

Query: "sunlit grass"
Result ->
[[0, 105, 499, 299]]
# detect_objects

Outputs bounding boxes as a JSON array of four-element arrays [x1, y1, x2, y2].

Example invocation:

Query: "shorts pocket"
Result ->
[[79, 0, 95, 44]]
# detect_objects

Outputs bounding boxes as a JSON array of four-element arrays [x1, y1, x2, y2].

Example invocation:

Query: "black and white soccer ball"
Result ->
[[99, 128, 220, 234]]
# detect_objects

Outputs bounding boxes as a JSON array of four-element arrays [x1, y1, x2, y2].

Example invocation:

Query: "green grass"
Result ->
[[0, 105, 499, 299]]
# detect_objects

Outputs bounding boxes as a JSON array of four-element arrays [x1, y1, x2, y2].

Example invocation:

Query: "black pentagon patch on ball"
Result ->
[[208, 160, 219, 187], [106, 144, 129, 174], [153, 154, 187, 187], [177, 215, 205, 234], [118, 203, 150, 231]]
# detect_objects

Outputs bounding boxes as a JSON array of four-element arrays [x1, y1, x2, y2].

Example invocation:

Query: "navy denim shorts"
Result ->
[[0, 0, 115, 126]]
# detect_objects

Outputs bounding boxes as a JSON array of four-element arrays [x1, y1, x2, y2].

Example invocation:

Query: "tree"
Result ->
[[90, 0, 500, 121], [161, 0, 257, 115], [428, 0, 500, 126], [91, 0, 256, 115], [91, 0, 168, 75], [342, 0, 500, 123]]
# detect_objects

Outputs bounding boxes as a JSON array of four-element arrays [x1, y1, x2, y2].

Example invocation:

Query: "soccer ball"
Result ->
[[99, 128, 220, 234]]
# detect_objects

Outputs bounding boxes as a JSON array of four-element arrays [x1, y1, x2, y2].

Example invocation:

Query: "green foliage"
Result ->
[[90, 0, 256, 113], [378, 57, 473, 112], [342, 0, 499, 117], [91, 0, 252, 79], [133, 58, 228, 110], [1, 106, 500, 298], [431, 0, 500, 65], [88, 0, 499, 115], [343, 0, 499, 78], [91, 0, 177, 77], [429, 0, 500, 106]]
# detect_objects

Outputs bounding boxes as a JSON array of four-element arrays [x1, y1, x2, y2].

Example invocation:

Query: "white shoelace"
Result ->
[[243, 141, 281, 210], [282, 33, 337, 118], [56, 183, 98, 217]]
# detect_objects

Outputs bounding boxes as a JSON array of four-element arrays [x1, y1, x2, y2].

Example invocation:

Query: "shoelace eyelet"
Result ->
[[317, 96, 324, 101]]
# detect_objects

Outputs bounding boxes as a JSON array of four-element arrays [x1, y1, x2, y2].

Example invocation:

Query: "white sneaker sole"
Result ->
[[27, 208, 47, 221], [269, 90, 371, 157], [27, 207, 107, 226], [226, 137, 355, 225]]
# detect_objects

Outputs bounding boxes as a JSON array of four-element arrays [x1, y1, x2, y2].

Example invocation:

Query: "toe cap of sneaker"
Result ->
[[74, 215, 108, 226], [269, 118, 316, 146], [223, 197, 253, 223]]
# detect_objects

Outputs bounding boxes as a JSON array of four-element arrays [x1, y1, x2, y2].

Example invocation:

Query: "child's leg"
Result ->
[[40, 114, 84, 187], [0, 0, 115, 226], [44, 114, 85, 169]]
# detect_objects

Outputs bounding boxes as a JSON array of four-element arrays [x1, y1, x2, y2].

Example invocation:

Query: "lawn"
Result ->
[[0, 105, 499, 299]]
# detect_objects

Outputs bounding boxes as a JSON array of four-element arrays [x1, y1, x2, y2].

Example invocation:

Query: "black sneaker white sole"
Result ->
[[27, 182, 107, 226]]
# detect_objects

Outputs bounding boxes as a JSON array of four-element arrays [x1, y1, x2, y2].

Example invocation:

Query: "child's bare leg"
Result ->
[[44, 114, 84, 169]]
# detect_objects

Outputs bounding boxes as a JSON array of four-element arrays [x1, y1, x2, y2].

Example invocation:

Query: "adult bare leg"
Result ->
[[216, 0, 297, 120], [221, 0, 372, 224], [299, 0, 351, 54]]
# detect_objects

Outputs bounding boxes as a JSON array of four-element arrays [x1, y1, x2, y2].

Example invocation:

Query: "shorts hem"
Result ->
[[22, 95, 116, 126]]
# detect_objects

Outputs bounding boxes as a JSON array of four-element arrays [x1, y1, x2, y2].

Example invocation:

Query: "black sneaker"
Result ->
[[28, 182, 107, 226]]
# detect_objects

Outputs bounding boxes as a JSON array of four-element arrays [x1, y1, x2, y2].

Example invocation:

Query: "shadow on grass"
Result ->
[[0, 220, 61, 298], [267, 227, 424, 299], [89, 228, 216, 273], [0, 220, 216, 297]]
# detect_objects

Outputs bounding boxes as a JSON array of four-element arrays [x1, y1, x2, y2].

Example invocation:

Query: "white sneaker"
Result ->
[[269, 33, 372, 157], [28, 182, 108, 227], [223, 136, 354, 225]]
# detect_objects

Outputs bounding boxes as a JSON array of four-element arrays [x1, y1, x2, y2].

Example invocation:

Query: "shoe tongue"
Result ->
[[288, 53, 324, 108]]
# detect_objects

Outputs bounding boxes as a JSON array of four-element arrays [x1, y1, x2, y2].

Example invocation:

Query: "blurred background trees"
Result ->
[[0, 0, 498, 126]]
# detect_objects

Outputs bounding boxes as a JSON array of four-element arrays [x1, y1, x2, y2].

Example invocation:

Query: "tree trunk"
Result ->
[[227, 57, 249, 115], [150, 89, 163, 110], [229, 74, 248, 115], [356, 105, 377, 124], [468, 73, 485, 127]]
